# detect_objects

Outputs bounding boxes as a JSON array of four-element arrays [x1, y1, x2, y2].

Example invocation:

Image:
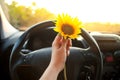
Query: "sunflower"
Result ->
[[54, 14, 83, 39]]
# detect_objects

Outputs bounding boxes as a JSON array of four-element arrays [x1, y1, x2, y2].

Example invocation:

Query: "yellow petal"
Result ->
[[54, 13, 83, 39]]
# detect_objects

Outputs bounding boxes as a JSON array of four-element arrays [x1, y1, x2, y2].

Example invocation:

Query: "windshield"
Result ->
[[3, 0, 120, 34]]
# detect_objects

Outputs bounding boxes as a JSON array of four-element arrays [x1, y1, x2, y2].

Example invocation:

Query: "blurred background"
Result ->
[[2, 0, 120, 34]]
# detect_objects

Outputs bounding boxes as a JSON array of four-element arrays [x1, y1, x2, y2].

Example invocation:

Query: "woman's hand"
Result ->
[[50, 34, 72, 72], [39, 34, 72, 80]]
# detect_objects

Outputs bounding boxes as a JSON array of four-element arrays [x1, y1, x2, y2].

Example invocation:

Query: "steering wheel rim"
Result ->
[[9, 20, 103, 80]]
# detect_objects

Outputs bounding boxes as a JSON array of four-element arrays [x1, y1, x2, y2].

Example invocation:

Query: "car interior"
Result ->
[[0, 0, 120, 80]]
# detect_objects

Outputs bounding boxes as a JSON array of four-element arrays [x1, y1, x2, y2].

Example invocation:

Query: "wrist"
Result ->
[[39, 63, 61, 80], [49, 62, 63, 73]]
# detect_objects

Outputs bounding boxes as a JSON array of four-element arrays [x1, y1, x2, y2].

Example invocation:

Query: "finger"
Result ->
[[66, 50, 70, 56], [61, 37, 67, 48], [66, 39, 72, 56], [67, 38, 72, 47], [52, 34, 62, 48]]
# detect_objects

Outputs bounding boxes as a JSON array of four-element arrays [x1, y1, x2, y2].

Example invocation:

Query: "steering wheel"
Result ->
[[9, 20, 103, 80]]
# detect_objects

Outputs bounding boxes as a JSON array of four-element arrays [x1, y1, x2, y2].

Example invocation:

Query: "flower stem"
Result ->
[[64, 64, 67, 80]]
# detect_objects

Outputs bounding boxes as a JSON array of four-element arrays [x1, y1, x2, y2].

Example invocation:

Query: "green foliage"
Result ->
[[6, 1, 55, 28]]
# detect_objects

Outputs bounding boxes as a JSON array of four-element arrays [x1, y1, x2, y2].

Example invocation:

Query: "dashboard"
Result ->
[[92, 33, 120, 79]]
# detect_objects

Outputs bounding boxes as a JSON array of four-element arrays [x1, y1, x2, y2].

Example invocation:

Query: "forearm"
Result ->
[[39, 64, 60, 80]]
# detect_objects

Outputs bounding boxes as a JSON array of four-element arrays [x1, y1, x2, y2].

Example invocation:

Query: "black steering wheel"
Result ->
[[9, 20, 103, 80]]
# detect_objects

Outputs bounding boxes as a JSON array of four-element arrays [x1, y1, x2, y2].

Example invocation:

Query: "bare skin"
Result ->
[[39, 34, 72, 80]]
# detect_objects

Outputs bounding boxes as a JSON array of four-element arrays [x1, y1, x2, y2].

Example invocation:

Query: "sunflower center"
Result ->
[[61, 24, 74, 35]]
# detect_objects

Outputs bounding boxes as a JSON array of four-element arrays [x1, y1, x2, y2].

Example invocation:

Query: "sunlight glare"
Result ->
[[5, 0, 120, 23]]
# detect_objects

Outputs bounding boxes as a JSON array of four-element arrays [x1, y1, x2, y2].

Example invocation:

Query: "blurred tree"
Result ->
[[32, 2, 36, 7], [32, 8, 55, 24], [7, 1, 20, 27], [6, 1, 55, 29]]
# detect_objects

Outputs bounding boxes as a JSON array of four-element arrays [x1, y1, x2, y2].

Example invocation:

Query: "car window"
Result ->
[[3, 0, 120, 35]]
